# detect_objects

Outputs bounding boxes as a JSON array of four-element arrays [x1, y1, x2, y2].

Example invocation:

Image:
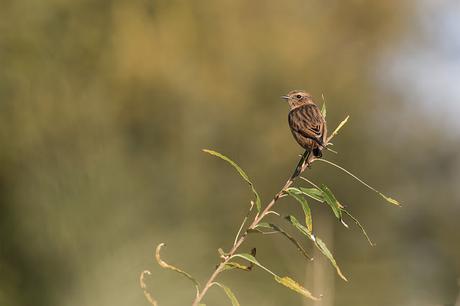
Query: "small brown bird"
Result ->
[[282, 90, 327, 163]]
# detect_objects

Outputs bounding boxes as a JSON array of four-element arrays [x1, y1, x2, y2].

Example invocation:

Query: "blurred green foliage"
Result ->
[[1, 1, 459, 305]]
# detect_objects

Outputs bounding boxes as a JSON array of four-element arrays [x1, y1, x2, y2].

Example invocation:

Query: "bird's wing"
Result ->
[[288, 104, 326, 146]]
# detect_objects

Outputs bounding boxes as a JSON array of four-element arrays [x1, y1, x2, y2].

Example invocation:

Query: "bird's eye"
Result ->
[[296, 94, 302, 99]]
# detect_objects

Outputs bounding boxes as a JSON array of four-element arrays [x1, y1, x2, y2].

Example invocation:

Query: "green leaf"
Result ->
[[288, 187, 324, 203], [275, 276, 320, 301], [155, 243, 200, 296], [203, 149, 261, 212], [285, 216, 348, 282], [290, 186, 348, 227], [319, 185, 345, 223], [255, 223, 312, 260], [342, 209, 375, 246], [317, 158, 401, 206], [284, 215, 312, 238], [286, 190, 313, 233], [321, 94, 327, 118], [231, 253, 319, 301], [212, 282, 240, 306], [321, 104, 327, 119], [314, 237, 348, 281]]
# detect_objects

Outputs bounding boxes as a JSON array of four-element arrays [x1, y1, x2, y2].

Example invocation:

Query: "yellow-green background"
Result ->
[[1, 1, 460, 305]]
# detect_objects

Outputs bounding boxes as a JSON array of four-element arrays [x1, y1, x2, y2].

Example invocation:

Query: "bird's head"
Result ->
[[281, 90, 314, 110]]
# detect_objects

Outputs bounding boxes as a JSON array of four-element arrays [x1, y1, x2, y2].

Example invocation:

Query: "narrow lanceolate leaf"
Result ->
[[155, 243, 200, 297], [231, 253, 319, 301], [286, 190, 313, 233], [314, 237, 348, 281], [212, 282, 240, 306], [321, 102, 327, 119], [343, 209, 375, 246], [327, 115, 349, 143], [317, 158, 401, 206], [320, 185, 347, 228], [285, 216, 348, 282], [284, 215, 312, 238], [140, 270, 158, 306], [275, 276, 320, 301], [255, 223, 312, 260], [288, 187, 324, 203], [203, 149, 261, 211]]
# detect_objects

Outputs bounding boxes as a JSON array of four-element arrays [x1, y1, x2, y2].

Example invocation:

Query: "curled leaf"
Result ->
[[211, 282, 240, 306], [203, 149, 261, 212], [140, 270, 158, 306], [155, 243, 200, 297]]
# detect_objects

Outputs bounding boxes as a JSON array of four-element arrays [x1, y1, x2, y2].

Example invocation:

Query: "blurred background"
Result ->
[[1, 0, 460, 305]]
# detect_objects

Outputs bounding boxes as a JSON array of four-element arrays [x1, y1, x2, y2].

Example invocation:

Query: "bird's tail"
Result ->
[[312, 146, 322, 158]]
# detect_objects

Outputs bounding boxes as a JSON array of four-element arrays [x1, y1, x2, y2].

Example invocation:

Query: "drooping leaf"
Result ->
[[327, 115, 349, 143], [275, 276, 320, 301], [255, 223, 312, 260], [284, 215, 312, 238], [286, 190, 313, 233], [317, 158, 401, 206], [320, 185, 343, 218], [211, 282, 240, 306], [290, 186, 348, 227], [343, 209, 375, 246], [203, 149, 261, 211], [288, 186, 324, 203], [382, 196, 400, 205], [231, 253, 319, 300], [155, 243, 200, 297], [140, 270, 158, 306], [314, 237, 348, 281], [298, 187, 325, 202], [285, 216, 348, 282]]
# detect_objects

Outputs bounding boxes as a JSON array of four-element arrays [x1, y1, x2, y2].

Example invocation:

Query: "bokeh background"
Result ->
[[1, 1, 460, 305]]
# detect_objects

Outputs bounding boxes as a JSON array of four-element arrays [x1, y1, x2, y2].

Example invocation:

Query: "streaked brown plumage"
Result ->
[[282, 90, 327, 161]]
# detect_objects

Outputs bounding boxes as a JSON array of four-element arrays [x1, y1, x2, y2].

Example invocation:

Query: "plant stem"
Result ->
[[191, 151, 314, 306]]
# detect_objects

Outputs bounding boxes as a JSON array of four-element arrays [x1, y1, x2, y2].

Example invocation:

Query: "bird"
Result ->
[[282, 90, 327, 166]]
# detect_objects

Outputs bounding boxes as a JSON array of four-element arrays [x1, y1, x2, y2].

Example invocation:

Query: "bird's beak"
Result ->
[[281, 95, 289, 101]]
